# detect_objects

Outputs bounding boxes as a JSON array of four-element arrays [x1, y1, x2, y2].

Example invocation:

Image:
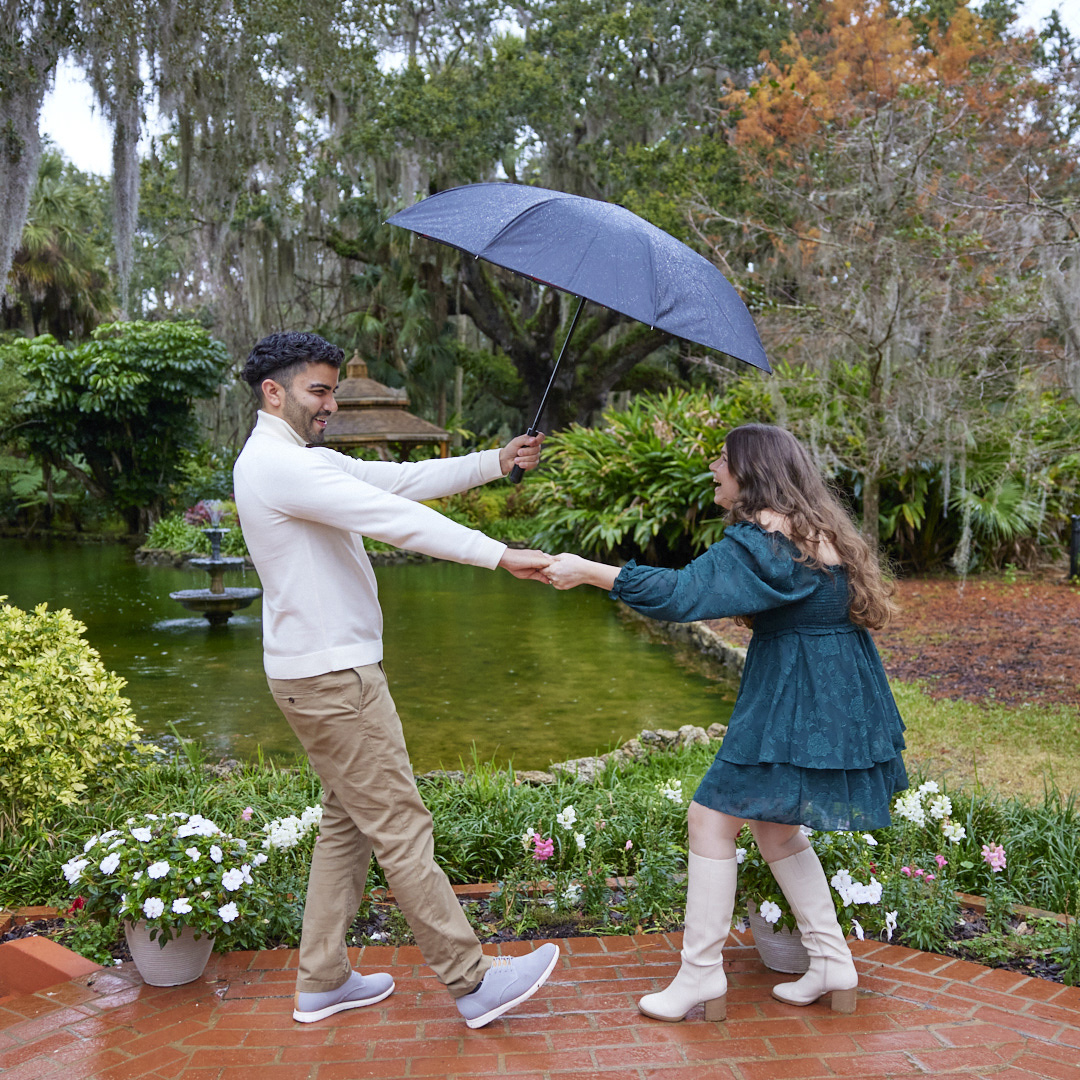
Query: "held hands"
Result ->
[[499, 431, 545, 476], [498, 548, 620, 590], [498, 548, 552, 582]]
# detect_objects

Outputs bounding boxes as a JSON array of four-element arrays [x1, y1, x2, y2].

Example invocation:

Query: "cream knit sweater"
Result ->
[[233, 411, 508, 678]]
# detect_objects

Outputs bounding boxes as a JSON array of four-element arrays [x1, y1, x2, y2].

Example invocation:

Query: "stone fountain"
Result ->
[[169, 501, 261, 626]]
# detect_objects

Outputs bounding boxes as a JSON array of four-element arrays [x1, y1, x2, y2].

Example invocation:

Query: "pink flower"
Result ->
[[981, 843, 1006, 872], [625, 840, 633, 851], [925, 874, 936, 882], [531, 835, 554, 862], [900, 866, 912, 877], [241, 807, 253, 821], [934, 854, 948, 869], [914, 868, 925, 877]]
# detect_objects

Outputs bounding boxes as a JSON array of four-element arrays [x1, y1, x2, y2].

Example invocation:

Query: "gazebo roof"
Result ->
[[323, 354, 450, 450]]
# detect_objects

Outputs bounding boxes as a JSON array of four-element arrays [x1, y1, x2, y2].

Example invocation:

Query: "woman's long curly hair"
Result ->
[[723, 424, 896, 630]]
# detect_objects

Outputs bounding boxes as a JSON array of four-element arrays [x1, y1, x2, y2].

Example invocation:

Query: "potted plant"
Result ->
[[736, 828, 895, 972], [61, 811, 270, 985]]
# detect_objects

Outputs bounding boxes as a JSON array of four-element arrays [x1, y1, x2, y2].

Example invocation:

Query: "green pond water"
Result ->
[[1, 538, 736, 772]]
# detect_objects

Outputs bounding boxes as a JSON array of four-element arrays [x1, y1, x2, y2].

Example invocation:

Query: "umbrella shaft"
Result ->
[[529, 294, 586, 432]]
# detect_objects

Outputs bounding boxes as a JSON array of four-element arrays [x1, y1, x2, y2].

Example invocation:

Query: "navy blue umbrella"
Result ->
[[387, 182, 769, 481]]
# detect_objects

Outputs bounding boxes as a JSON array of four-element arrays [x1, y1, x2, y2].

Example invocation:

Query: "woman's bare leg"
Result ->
[[747, 820, 810, 862], [687, 801, 746, 859]]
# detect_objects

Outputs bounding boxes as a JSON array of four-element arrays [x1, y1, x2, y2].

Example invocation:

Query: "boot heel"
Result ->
[[703, 995, 726, 1022], [830, 988, 856, 1014]]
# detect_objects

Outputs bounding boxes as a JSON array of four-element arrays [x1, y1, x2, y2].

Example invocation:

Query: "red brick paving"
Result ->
[[2, 928, 1079, 1079]]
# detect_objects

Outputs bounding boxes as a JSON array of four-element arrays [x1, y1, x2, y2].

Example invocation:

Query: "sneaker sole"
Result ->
[[463, 946, 560, 1029], [292, 981, 395, 1023]]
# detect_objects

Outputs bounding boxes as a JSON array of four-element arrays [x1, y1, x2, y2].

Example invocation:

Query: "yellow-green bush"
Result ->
[[0, 598, 146, 831]]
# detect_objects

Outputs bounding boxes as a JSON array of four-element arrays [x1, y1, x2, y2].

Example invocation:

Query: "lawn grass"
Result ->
[[893, 681, 1080, 801]]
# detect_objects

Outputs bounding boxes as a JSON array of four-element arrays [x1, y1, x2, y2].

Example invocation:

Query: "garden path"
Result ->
[[2, 927, 1078, 1079]]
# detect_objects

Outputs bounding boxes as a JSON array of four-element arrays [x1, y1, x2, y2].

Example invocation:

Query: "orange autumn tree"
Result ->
[[692, 0, 1077, 549]]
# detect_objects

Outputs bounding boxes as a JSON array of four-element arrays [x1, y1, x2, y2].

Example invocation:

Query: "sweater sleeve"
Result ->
[[609, 524, 816, 622], [260, 446, 507, 568], [313, 447, 505, 501]]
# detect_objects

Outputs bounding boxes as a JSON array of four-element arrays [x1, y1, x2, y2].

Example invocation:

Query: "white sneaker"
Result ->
[[293, 970, 395, 1023], [455, 944, 559, 1029]]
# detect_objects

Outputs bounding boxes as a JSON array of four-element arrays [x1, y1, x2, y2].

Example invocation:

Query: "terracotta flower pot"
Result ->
[[123, 921, 214, 986], [746, 902, 810, 974]]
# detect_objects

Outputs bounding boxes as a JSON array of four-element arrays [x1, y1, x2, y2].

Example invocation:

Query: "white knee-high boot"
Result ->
[[637, 852, 736, 1022], [767, 847, 858, 1013]]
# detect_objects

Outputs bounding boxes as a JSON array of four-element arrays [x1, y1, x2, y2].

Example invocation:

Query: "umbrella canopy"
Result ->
[[386, 182, 770, 373]]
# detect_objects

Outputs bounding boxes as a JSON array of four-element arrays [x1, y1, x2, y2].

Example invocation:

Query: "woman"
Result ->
[[545, 424, 908, 1022]]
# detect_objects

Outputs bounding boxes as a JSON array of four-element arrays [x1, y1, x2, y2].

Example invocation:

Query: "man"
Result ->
[[233, 331, 559, 1029]]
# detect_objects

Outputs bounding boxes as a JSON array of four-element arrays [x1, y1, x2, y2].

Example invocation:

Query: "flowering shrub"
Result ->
[[61, 812, 270, 948], [261, 805, 322, 850]]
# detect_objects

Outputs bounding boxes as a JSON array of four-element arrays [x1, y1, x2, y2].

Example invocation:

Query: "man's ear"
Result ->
[[261, 377, 286, 408]]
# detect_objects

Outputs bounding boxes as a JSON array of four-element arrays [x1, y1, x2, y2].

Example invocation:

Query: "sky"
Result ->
[[38, 0, 1080, 177]]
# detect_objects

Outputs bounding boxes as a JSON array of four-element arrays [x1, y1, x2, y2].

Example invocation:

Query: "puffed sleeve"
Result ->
[[609, 523, 817, 623]]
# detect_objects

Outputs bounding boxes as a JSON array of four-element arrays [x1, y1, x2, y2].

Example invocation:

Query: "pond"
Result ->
[[1, 538, 736, 772]]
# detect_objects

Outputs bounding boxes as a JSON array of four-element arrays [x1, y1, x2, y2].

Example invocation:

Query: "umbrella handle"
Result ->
[[508, 427, 540, 485]]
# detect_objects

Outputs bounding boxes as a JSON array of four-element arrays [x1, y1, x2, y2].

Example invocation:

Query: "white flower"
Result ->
[[520, 827, 536, 849], [147, 861, 170, 880], [942, 821, 967, 843], [145, 813, 160, 821], [929, 795, 952, 820], [209, 845, 223, 863], [61, 857, 89, 885], [218, 902, 239, 923], [918, 780, 940, 796], [252, 853, 268, 866], [893, 792, 926, 826], [656, 779, 683, 804], [108, 838, 125, 850], [861, 833, 878, 846], [132, 870, 143, 881], [142, 897, 165, 919], [130, 827, 153, 842], [759, 901, 782, 924], [193, 876, 202, 885], [99, 852, 121, 875], [851, 919, 865, 941], [177, 814, 219, 838], [556, 806, 578, 829], [185, 847, 201, 861], [562, 883, 583, 904], [735, 847, 746, 865], [885, 910, 898, 941], [83, 836, 99, 853], [172, 898, 192, 915], [573, 832, 586, 851], [240, 864, 253, 885], [221, 868, 245, 891]]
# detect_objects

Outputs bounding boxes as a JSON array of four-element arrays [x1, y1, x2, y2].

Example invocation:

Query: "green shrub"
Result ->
[[144, 510, 249, 557], [0, 599, 147, 832], [531, 385, 774, 563]]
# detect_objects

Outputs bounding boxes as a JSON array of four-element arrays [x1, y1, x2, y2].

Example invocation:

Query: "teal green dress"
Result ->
[[610, 521, 908, 831]]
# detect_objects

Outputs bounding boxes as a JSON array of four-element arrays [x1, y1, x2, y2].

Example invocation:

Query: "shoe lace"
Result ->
[[489, 955, 514, 972]]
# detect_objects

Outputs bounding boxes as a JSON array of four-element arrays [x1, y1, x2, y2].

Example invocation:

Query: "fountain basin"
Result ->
[[169, 587, 262, 626], [187, 557, 248, 573]]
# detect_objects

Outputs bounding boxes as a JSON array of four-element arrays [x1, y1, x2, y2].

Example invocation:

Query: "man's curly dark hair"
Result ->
[[241, 332, 344, 402]]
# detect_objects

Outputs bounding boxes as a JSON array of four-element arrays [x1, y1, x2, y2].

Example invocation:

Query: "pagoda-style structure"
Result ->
[[323, 353, 450, 460]]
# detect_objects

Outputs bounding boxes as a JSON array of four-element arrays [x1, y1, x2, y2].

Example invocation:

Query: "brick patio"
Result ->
[[2, 926, 1079, 1079]]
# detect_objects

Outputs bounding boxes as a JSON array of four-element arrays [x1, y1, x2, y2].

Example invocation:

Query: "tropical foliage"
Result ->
[[7, 320, 230, 532]]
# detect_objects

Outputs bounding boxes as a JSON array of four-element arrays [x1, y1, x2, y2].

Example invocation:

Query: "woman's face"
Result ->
[[709, 446, 741, 509]]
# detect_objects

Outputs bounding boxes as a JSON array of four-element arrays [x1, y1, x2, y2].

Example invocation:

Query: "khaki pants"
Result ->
[[268, 663, 491, 997]]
